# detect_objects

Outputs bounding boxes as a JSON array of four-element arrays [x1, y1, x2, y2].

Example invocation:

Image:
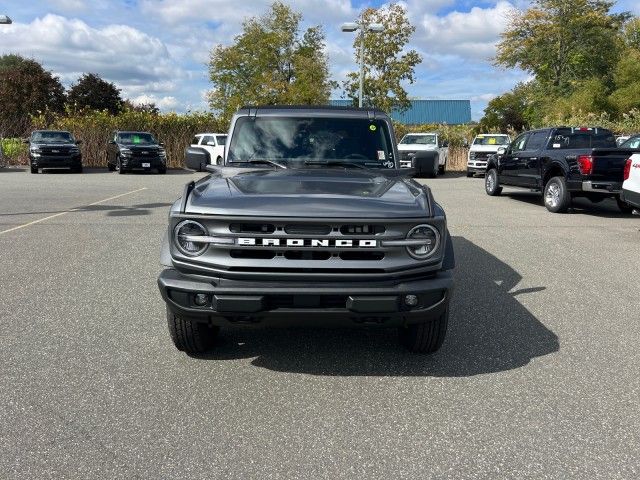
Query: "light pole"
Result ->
[[341, 20, 384, 108], [0, 15, 12, 24]]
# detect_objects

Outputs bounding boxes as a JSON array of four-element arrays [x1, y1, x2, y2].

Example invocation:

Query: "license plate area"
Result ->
[[142, 162, 151, 168]]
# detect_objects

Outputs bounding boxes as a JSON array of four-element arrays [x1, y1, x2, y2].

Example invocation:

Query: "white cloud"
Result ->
[[130, 94, 179, 110], [415, 1, 517, 60], [0, 14, 178, 104]]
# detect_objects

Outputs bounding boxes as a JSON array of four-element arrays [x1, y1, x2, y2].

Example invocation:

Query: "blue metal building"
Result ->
[[329, 99, 471, 125]]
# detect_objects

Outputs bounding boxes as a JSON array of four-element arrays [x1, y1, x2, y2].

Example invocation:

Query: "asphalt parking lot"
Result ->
[[1, 167, 639, 479]]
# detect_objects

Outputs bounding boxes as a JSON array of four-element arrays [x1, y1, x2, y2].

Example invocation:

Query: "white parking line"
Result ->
[[0, 187, 148, 236]]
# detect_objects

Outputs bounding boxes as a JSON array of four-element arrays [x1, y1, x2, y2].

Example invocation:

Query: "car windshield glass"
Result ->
[[227, 116, 394, 168], [399, 134, 436, 145], [32, 131, 74, 143], [620, 135, 640, 149], [216, 135, 227, 146], [118, 132, 157, 145], [473, 135, 510, 145]]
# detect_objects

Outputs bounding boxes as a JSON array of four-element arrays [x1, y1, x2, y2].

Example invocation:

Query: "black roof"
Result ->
[[238, 104, 388, 117]]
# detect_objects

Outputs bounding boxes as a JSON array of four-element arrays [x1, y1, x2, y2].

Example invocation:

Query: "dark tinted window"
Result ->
[[191, 136, 200, 145], [525, 131, 548, 150], [201, 135, 215, 145], [511, 133, 530, 153], [216, 135, 227, 146], [549, 128, 616, 149], [228, 116, 394, 168]]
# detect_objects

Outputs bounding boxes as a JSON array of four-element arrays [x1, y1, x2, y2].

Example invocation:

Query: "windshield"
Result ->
[[118, 132, 157, 145], [216, 135, 227, 146], [620, 135, 640, 149], [473, 135, 510, 146], [31, 131, 74, 144], [399, 134, 437, 145], [227, 117, 394, 168]]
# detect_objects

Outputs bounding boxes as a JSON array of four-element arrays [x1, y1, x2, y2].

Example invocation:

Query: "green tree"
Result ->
[[342, 4, 421, 113], [0, 55, 65, 136], [496, 0, 629, 95], [478, 89, 529, 132], [67, 73, 123, 114], [609, 49, 640, 114], [208, 2, 334, 120]]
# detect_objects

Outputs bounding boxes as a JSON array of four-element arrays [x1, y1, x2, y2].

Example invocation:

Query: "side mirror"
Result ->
[[497, 146, 507, 155], [23, 138, 30, 144], [76, 140, 82, 145], [442, 141, 449, 148]]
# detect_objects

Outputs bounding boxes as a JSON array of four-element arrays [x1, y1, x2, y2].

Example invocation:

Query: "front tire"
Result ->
[[166, 307, 219, 354], [466, 169, 474, 178], [30, 164, 38, 174], [158, 167, 167, 174], [117, 156, 125, 174], [485, 168, 502, 196], [438, 160, 446, 175], [399, 308, 449, 354], [544, 176, 571, 213], [616, 196, 633, 214]]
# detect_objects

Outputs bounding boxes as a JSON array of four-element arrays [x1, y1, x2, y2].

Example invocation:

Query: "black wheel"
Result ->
[[543, 176, 571, 213], [158, 167, 167, 174], [216, 156, 222, 165], [107, 160, 115, 171], [466, 170, 474, 178], [30, 164, 38, 174], [116, 156, 125, 174], [485, 168, 502, 196], [166, 306, 219, 354], [616, 196, 633, 214], [425, 158, 438, 178], [438, 160, 446, 175], [399, 308, 449, 354], [72, 165, 83, 173]]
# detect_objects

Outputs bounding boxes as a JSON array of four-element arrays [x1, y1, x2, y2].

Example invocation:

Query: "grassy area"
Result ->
[[1, 138, 28, 164]]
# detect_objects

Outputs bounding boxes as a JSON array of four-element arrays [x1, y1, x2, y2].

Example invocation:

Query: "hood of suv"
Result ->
[[186, 169, 431, 218]]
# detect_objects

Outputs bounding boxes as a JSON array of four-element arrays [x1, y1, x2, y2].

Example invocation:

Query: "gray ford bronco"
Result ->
[[158, 106, 455, 354]]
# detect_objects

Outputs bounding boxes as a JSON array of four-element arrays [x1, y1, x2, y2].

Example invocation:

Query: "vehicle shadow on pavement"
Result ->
[[194, 237, 559, 377], [504, 192, 631, 218], [0, 202, 172, 217]]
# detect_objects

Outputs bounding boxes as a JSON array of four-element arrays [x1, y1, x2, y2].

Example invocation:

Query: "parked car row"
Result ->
[[482, 127, 640, 213], [25, 129, 168, 174]]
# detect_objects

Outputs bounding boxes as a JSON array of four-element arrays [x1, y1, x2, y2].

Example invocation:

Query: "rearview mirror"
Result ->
[[497, 146, 507, 155]]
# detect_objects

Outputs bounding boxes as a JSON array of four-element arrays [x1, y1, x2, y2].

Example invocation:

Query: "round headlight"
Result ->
[[174, 220, 208, 256], [406, 224, 440, 259]]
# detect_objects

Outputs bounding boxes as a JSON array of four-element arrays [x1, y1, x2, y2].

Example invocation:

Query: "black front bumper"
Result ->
[[158, 268, 453, 327], [121, 156, 165, 170], [31, 155, 81, 169]]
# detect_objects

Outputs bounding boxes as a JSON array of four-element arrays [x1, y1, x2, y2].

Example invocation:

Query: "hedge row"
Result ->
[[7, 110, 227, 168]]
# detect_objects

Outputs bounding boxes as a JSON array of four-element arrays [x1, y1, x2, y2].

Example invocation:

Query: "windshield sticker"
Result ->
[[552, 143, 561, 148], [369, 124, 377, 131], [133, 135, 141, 144], [377, 150, 386, 160], [383, 160, 394, 168], [488, 138, 496, 145]]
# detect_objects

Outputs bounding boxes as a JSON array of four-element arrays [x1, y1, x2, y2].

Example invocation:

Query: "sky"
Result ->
[[0, 0, 638, 120]]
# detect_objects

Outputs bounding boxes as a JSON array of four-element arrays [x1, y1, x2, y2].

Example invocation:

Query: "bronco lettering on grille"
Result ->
[[237, 238, 377, 248]]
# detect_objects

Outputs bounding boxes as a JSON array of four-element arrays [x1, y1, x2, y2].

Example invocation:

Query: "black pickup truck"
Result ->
[[485, 127, 633, 213], [158, 106, 455, 355]]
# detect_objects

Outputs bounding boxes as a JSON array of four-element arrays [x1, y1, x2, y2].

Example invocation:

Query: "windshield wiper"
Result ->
[[303, 160, 372, 170], [232, 159, 287, 169]]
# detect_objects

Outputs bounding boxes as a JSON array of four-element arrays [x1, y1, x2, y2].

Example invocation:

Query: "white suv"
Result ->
[[467, 134, 511, 177], [190, 133, 227, 165]]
